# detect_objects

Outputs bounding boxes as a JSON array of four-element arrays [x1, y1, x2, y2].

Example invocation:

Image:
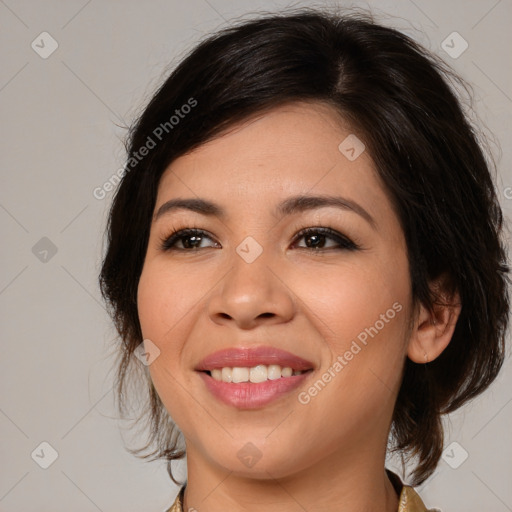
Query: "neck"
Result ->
[[182, 446, 399, 512]]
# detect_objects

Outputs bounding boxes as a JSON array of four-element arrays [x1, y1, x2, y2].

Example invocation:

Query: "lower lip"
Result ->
[[198, 371, 312, 409]]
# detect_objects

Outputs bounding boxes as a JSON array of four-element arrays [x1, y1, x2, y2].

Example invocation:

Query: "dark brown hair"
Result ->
[[99, 7, 510, 486]]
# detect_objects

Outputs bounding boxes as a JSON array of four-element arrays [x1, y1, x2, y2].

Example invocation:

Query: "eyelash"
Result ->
[[158, 225, 361, 252]]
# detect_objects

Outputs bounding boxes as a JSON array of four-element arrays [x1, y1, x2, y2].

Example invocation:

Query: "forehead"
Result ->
[[156, 101, 387, 219]]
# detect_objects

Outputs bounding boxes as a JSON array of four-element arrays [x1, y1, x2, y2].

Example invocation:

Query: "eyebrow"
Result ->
[[154, 194, 376, 229]]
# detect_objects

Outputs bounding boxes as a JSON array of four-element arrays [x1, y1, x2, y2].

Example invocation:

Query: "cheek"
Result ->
[[136, 263, 196, 422], [137, 266, 166, 341], [296, 251, 411, 390], [137, 261, 199, 341], [296, 268, 410, 436], [296, 255, 409, 341]]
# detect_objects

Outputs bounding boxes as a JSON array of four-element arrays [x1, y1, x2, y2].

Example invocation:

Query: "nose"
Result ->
[[207, 248, 295, 330]]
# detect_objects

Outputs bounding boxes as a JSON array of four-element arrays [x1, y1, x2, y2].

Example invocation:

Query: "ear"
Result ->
[[407, 273, 462, 363]]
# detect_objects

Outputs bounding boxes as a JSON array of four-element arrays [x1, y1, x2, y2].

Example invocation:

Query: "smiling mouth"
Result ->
[[202, 364, 314, 384]]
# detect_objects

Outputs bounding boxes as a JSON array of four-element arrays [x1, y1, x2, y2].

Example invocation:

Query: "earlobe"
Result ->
[[407, 274, 462, 364]]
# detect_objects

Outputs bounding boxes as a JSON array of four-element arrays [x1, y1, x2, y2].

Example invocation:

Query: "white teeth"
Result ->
[[208, 364, 307, 383], [221, 367, 232, 382], [249, 365, 267, 383], [281, 367, 293, 377], [267, 364, 282, 380], [232, 367, 249, 383]]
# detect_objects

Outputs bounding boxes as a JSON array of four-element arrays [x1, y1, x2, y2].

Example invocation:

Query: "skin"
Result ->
[[137, 101, 461, 512]]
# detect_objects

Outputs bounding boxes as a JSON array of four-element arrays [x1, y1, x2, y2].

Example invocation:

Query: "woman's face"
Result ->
[[137, 101, 414, 479]]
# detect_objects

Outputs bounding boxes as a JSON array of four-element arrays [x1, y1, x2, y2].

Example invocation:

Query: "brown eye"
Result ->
[[160, 229, 218, 251], [159, 226, 359, 252], [292, 227, 359, 251]]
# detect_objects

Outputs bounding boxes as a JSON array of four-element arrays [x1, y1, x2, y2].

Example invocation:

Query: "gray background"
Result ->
[[1, 0, 511, 511]]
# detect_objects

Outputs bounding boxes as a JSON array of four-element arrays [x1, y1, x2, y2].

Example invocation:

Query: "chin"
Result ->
[[204, 441, 310, 481]]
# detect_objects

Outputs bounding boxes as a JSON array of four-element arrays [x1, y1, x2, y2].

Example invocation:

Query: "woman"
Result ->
[[99, 8, 510, 511]]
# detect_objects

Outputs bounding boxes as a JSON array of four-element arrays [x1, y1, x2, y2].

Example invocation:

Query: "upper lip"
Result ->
[[195, 346, 314, 371]]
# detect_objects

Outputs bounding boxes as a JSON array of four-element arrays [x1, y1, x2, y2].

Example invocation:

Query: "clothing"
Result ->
[[165, 470, 439, 511]]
